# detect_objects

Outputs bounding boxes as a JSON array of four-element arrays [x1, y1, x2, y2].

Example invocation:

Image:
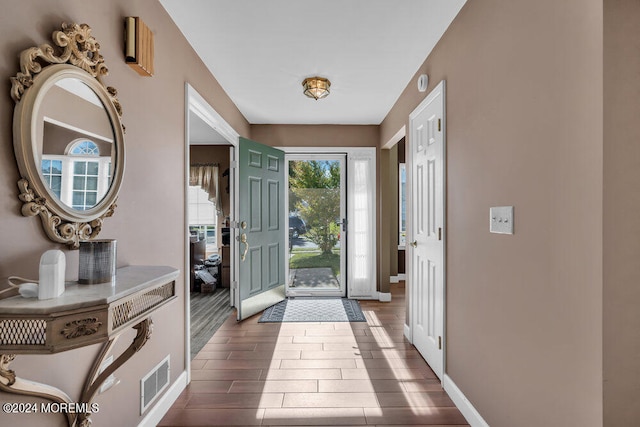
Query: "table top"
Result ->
[[0, 265, 179, 315]]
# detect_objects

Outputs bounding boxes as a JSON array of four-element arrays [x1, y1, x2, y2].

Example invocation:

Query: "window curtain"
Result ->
[[189, 165, 222, 215], [347, 150, 377, 298]]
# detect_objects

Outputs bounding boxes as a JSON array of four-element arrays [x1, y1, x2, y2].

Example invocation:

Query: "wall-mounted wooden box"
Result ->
[[125, 17, 154, 77]]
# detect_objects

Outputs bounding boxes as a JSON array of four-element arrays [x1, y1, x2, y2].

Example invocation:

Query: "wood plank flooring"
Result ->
[[160, 282, 469, 426], [191, 289, 234, 359]]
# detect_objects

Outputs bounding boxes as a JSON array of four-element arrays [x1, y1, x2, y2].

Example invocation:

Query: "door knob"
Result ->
[[410, 241, 417, 248]]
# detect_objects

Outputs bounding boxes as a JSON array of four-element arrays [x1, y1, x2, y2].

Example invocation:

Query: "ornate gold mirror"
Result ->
[[10, 23, 125, 248]]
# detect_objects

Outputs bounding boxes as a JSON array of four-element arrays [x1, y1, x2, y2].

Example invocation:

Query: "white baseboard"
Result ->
[[403, 323, 411, 342], [378, 292, 392, 302], [443, 374, 489, 427], [138, 370, 188, 427], [390, 274, 406, 283], [352, 291, 379, 300]]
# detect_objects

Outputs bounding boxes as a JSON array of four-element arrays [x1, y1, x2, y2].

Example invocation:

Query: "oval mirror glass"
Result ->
[[36, 77, 116, 211]]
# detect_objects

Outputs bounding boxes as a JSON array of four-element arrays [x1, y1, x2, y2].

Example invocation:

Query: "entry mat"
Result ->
[[258, 298, 367, 323]]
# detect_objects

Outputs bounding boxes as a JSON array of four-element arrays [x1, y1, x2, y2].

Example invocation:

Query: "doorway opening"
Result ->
[[382, 127, 407, 293], [184, 85, 238, 367], [280, 147, 377, 300], [187, 143, 233, 359], [286, 154, 347, 297]]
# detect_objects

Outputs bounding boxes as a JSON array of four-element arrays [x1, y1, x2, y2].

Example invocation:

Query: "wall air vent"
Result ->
[[140, 355, 170, 414]]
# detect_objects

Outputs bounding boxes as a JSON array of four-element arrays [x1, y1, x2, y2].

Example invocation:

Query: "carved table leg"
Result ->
[[0, 354, 77, 426], [76, 317, 153, 427]]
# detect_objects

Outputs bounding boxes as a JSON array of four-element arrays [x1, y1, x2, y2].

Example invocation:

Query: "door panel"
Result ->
[[268, 180, 279, 230], [268, 243, 280, 286], [249, 177, 262, 231], [237, 137, 285, 320], [410, 81, 445, 380]]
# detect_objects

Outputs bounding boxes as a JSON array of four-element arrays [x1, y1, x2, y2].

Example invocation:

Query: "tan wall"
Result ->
[[603, 0, 640, 424], [251, 124, 378, 148], [381, 0, 603, 425], [39, 85, 114, 146], [0, 1, 249, 426]]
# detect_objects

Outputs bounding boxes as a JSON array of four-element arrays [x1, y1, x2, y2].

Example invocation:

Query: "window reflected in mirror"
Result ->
[[41, 139, 112, 210]]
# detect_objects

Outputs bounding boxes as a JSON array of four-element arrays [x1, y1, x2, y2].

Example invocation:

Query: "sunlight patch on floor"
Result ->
[[259, 320, 374, 414], [364, 309, 430, 414], [255, 310, 439, 420]]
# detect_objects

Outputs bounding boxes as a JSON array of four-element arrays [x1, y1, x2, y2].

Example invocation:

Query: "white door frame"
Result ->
[[406, 80, 447, 378], [184, 83, 239, 382]]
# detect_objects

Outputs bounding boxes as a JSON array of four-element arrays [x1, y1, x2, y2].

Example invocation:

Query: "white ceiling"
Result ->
[[160, 0, 466, 125], [189, 110, 230, 145]]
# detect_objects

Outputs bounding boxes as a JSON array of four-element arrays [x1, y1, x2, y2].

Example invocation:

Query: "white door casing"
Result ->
[[409, 80, 445, 380]]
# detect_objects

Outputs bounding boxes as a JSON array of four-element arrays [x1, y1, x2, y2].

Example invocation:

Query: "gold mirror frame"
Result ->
[[10, 23, 125, 248]]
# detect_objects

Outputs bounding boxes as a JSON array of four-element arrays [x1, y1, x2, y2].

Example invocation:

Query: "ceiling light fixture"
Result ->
[[302, 77, 331, 100]]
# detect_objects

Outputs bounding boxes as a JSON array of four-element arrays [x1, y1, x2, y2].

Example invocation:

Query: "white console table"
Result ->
[[0, 265, 179, 427]]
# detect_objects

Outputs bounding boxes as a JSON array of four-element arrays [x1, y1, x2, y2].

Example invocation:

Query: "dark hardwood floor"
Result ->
[[164, 282, 469, 426]]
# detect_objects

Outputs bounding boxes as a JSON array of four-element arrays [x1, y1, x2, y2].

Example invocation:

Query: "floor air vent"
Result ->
[[140, 355, 170, 414]]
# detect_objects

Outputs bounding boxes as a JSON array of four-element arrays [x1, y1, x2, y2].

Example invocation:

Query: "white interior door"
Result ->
[[409, 80, 445, 380]]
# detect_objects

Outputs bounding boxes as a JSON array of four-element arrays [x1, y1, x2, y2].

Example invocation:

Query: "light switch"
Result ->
[[99, 355, 117, 394], [490, 206, 514, 234]]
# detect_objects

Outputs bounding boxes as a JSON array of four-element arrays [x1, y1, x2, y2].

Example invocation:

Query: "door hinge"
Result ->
[[438, 336, 442, 350], [232, 281, 238, 290], [438, 227, 442, 241], [438, 118, 442, 132], [230, 160, 238, 168]]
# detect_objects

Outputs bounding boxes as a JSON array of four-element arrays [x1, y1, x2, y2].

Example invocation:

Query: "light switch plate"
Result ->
[[490, 206, 514, 234], [99, 355, 116, 394]]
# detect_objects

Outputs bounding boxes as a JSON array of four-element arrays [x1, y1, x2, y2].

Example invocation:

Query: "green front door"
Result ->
[[237, 137, 286, 320]]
